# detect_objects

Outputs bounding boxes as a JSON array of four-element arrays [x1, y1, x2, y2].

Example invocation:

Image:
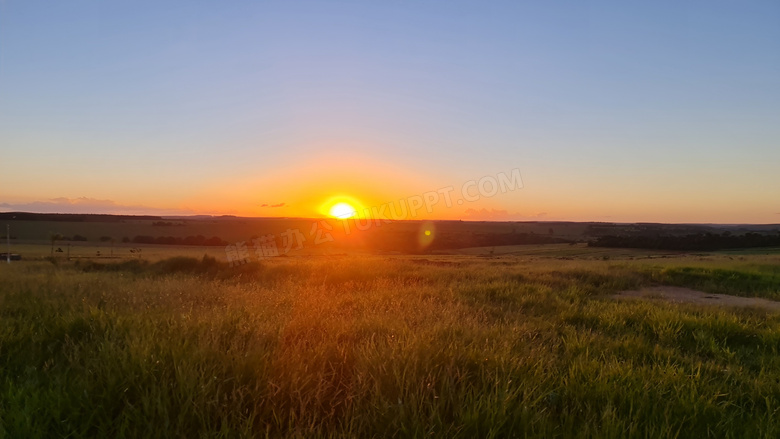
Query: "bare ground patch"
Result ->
[[613, 286, 780, 311]]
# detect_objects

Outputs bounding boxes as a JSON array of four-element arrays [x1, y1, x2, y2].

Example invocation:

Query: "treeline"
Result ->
[[152, 221, 184, 227], [365, 231, 571, 253], [589, 232, 780, 251], [429, 232, 571, 250], [585, 223, 719, 237], [128, 235, 228, 246], [58, 235, 89, 242]]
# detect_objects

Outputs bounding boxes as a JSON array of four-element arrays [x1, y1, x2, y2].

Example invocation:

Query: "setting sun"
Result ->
[[329, 202, 358, 219], [3, 2, 780, 436]]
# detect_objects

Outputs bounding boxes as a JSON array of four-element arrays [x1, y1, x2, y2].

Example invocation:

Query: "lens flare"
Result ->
[[418, 221, 435, 249]]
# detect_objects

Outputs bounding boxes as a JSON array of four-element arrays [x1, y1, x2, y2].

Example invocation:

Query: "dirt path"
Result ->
[[613, 286, 780, 311]]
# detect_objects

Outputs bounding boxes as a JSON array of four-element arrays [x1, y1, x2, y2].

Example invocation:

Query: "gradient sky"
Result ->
[[1, 1, 778, 222]]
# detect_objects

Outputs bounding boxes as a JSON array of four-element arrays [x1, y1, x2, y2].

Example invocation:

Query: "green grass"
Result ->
[[1, 254, 780, 437]]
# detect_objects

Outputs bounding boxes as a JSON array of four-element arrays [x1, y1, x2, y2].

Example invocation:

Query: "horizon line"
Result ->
[[1, 211, 779, 227]]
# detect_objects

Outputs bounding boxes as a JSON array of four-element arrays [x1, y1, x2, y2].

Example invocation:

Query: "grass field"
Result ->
[[2, 250, 780, 437]]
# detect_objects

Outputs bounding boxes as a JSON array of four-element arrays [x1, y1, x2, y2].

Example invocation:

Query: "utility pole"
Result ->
[[6, 224, 10, 264]]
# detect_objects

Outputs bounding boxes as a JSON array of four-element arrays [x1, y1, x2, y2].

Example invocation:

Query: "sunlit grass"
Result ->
[[1, 255, 780, 437]]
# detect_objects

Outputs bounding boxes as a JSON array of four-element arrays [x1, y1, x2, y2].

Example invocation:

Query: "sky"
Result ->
[[1, 1, 778, 223]]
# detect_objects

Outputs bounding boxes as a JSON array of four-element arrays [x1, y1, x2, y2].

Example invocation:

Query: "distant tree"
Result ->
[[50, 233, 63, 256], [121, 237, 130, 243], [204, 236, 227, 246], [132, 236, 156, 244], [99, 236, 113, 242], [72, 234, 88, 241]]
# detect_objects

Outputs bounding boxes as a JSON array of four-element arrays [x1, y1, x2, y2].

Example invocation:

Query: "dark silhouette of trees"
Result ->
[[589, 232, 780, 251], [131, 235, 228, 246]]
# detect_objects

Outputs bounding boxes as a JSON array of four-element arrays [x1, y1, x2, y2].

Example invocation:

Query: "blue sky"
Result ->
[[1, 1, 778, 222]]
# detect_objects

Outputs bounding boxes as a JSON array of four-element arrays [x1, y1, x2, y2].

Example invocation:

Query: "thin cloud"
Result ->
[[463, 208, 547, 221], [463, 208, 511, 220], [0, 197, 194, 216], [260, 202, 286, 208]]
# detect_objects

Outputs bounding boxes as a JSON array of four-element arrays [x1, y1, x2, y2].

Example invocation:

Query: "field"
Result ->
[[2, 247, 780, 438], [8, 214, 777, 258]]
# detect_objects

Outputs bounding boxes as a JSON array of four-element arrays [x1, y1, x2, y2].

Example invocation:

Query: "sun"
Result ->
[[329, 202, 358, 219], [321, 195, 366, 219]]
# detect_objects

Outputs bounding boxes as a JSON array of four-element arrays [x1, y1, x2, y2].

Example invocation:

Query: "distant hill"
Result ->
[[3, 211, 779, 252], [0, 212, 162, 222]]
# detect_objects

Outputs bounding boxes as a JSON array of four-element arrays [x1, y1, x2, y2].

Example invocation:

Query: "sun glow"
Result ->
[[329, 202, 358, 219], [320, 195, 367, 220]]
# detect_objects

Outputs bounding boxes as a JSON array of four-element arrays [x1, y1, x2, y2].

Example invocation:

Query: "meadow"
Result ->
[[2, 250, 780, 438]]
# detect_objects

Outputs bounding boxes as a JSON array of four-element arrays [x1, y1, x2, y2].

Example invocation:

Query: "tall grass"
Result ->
[[1, 255, 780, 437]]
